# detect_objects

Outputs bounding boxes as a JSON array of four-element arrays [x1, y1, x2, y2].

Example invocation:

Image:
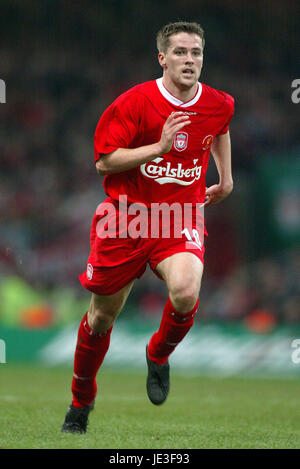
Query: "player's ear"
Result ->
[[158, 52, 166, 69]]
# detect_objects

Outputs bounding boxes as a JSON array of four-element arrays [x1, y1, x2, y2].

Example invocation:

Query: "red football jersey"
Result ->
[[94, 78, 234, 206]]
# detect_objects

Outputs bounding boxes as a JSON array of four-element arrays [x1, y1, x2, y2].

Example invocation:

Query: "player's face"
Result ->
[[159, 33, 203, 91]]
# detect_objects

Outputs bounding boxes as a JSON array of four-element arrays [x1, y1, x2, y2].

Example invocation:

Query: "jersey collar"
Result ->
[[156, 77, 202, 107]]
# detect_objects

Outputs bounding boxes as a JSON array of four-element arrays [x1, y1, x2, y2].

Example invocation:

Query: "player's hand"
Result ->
[[204, 183, 233, 207], [158, 112, 191, 154]]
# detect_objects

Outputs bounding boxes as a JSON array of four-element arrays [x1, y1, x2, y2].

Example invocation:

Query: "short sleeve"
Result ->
[[94, 92, 141, 162], [217, 93, 235, 135]]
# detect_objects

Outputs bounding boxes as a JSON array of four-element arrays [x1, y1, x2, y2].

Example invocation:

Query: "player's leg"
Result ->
[[149, 252, 202, 362], [63, 198, 148, 431], [146, 252, 203, 404], [62, 281, 134, 433], [87, 281, 135, 333], [156, 251, 203, 312], [72, 280, 134, 407]]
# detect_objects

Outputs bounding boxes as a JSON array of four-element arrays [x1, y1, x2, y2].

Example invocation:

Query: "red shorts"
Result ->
[[79, 197, 206, 295]]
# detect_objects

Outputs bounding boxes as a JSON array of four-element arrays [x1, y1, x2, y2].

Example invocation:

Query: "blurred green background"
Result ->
[[0, 0, 299, 376]]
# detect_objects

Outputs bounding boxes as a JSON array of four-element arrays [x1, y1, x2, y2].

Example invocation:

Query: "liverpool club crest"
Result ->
[[174, 131, 188, 152]]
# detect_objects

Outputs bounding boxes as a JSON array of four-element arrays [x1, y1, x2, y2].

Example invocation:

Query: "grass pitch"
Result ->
[[1, 364, 300, 449]]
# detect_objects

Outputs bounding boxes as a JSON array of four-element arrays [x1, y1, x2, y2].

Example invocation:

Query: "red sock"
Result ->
[[147, 297, 199, 365], [71, 312, 113, 408]]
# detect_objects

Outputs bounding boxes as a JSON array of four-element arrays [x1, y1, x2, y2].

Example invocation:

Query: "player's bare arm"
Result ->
[[204, 130, 233, 207], [96, 111, 191, 175]]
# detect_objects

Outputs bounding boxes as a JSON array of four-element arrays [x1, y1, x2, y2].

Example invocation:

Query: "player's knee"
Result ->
[[169, 283, 199, 313], [88, 303, 120, 333]]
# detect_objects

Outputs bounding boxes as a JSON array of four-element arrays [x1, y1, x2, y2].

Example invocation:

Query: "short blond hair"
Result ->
[[156, 21, 205, 53]]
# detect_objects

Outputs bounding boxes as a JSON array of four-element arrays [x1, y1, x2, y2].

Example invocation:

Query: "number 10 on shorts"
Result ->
[[182, 228, 202, 250]]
